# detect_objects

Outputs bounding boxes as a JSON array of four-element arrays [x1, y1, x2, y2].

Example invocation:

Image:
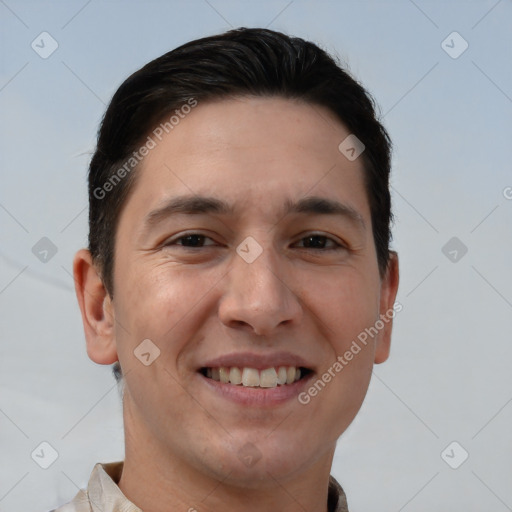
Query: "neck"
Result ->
[[118, 399, 335, 512]]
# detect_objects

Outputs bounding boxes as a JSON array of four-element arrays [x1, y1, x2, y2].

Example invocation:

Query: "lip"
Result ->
[[197, 370, 315, 406], [198, 351, 315, 372]]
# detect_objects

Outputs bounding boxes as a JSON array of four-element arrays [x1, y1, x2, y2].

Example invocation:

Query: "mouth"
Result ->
[[199, 365, 313, 389]]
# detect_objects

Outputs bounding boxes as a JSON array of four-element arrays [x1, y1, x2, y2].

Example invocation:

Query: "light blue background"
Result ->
[[1, 1, 511, 510]]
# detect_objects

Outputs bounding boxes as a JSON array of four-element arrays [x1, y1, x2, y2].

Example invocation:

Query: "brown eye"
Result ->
[[165, 233, 217, 248], [177, 234, 207, 247], [295, 235, 342, 250]]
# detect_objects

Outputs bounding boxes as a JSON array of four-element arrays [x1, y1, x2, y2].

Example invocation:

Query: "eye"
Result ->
[[165, 233, 217, 248], [294, 234, 344, 250]]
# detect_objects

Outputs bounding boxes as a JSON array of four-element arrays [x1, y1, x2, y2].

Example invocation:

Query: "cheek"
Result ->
[[112, 262, 217, 430], [298, 270, 380, 433], [300, 267, 381, 348], [113, 261, 221, 358]]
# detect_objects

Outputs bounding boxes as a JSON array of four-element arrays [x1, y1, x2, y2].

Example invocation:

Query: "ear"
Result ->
[[374, 251, 399, 364], [73, 249, 118, 365]]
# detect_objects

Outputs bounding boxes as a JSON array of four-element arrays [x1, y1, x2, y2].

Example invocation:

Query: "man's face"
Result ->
[[109, 97, 397, 485]]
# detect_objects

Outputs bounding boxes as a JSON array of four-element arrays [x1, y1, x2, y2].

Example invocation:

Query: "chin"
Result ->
[[205, 435, 319, 488]]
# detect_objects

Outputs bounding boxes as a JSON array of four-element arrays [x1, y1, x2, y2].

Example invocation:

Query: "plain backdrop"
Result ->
[[1, 1, 511, 511]]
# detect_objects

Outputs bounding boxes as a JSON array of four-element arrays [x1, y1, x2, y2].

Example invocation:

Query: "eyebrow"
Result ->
[[144, 195, 234, 227], [143, 194, 365, 230], [283, 196, 365, 229]]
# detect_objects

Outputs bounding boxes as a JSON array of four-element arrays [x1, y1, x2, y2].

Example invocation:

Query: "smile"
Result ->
[[199, 366, 312, 388]]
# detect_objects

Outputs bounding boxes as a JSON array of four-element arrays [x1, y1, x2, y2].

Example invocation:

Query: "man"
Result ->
[[62, 27, 399, 512]]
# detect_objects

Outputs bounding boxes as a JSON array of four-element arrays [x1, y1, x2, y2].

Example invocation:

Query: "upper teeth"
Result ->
[[205, 366, 301, 388]]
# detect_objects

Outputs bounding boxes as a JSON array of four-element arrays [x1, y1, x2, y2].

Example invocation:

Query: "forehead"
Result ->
[[149, 96, 349, 167], [125, 96, 370, 220]]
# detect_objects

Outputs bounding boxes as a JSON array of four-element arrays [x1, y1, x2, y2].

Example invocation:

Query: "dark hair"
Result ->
[[87, 27, 393, 382]]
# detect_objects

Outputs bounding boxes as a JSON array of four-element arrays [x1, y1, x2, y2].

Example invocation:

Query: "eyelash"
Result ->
[[165, 232, 345, 251]]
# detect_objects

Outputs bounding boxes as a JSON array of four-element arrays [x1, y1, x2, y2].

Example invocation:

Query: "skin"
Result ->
[[73, 96, 399, 512]]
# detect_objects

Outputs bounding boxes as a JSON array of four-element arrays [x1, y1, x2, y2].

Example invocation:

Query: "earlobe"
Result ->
[[73, 249, 118, 365], [374, 251, 399, 364]]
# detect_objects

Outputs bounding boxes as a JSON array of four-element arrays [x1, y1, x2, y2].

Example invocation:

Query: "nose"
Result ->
[[218, 241, 303, 337]]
